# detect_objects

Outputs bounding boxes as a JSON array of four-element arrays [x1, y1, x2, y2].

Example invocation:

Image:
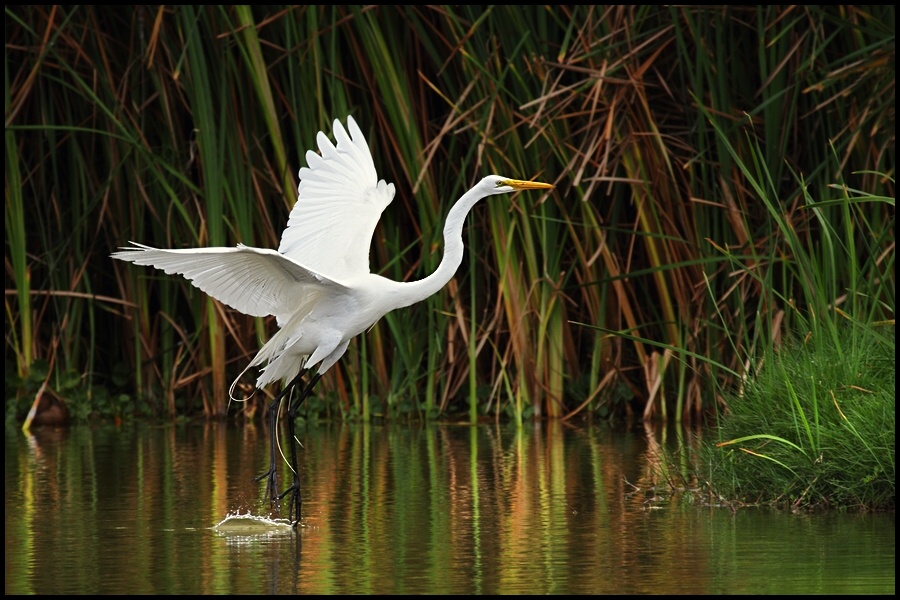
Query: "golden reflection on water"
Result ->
[[5, 420, 894, 594]]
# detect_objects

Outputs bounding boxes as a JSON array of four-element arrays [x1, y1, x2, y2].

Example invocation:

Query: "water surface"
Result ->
[[5, 420, 894, 594]]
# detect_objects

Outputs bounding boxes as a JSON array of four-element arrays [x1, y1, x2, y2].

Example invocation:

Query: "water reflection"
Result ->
[[5, 420, 894, 594]]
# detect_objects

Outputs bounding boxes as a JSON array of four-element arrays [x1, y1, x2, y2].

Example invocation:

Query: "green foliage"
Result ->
[[707, 324, 894, 510]]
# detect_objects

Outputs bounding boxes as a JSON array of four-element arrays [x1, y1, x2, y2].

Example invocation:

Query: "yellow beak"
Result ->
[[503, 178, 555, 190]]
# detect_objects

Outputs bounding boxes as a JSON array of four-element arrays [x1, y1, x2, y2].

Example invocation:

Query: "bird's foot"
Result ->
[[277, 480, 301, 527], [254, 466, 280, 510]]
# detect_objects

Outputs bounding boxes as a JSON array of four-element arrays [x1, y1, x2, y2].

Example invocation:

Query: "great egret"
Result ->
[[112, 116, 553, 525]]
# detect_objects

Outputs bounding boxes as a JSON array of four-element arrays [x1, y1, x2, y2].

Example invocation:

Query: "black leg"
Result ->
[[279, 372, 322, 527], [254, 370, 306, 510]]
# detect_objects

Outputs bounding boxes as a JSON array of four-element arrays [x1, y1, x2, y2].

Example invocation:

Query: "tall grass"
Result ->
[[697, 115, 895, 509], [5, 6, 894, 423]]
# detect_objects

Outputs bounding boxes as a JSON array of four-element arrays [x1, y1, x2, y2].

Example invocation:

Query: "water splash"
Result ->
[[213, 511, 295, 541]]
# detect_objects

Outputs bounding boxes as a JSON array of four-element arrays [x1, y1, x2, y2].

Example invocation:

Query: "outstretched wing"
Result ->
[[111, 242, 348, 324], [278, 116, 395, 280]]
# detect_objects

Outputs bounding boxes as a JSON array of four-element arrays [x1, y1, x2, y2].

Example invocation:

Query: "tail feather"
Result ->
[[249, 308, 316, 388], [255, 348, 308, 389]]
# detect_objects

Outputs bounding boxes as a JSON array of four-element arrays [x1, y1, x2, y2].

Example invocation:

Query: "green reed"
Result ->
[[5, 6, 894, 426], [698, 106, 895, 508]]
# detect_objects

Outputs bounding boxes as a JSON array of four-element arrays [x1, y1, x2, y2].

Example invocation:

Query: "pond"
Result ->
[[5, 419, 894, 594]]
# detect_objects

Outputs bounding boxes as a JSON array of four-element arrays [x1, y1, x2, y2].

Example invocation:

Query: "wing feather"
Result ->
[[278, 116, 395, 280], [111, 242, 347, 324]]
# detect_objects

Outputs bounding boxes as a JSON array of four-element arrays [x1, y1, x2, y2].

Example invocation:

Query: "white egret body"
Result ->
[[113, 116, 553, 524]]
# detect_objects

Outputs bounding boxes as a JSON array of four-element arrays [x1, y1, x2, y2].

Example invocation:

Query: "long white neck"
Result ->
[[398, 185, 489, 306]]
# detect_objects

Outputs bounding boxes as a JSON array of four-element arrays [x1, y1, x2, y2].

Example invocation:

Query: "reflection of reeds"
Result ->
[[6, 422, 894, 592], [6, 6, 894, 422]]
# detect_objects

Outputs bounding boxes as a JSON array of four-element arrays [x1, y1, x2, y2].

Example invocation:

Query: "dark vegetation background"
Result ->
[[5, 6, 895, 424]]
